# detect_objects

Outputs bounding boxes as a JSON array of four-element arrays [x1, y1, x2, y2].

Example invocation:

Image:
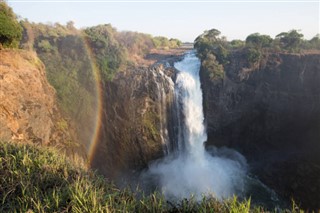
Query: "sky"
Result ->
[[7, 0, 320, 42]]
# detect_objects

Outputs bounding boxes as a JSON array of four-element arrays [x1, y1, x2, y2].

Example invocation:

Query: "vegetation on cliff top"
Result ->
[[20, 20, 182, 82], [194, 28, 320, 81], [1, 141, 304, 212]]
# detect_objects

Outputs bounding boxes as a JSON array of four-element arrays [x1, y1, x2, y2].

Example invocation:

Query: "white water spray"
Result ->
[[145, 51, 247, 200]]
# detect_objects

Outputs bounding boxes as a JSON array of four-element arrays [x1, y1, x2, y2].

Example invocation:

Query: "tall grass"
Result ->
[[0, 141, 300, 212]]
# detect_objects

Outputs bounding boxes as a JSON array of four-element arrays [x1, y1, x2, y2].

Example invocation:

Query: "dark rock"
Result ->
[[200, 51, 320, 210], [90, 63, 177, 181]]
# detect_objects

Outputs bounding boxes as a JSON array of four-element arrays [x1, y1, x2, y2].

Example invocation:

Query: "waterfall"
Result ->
[[143, 51, 247, 201], [174, 51, 207, 158], [139, 51, 285, 209]]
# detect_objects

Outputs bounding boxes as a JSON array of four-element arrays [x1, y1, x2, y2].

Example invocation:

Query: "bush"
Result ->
[[37, 39, 54, 52], [0, 1, 22, 48], [194, 28, 229, 65], [246, 33, 273, 49], [246, 47, 262, 64], [276, 30, 304, 52], [84, 24, 126, 81], [202, 53, 224, 80]]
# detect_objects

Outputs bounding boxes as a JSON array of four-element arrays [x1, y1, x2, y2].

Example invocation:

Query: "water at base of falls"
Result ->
[[140, 51, 285, 209], [142, 51, 247, 200]]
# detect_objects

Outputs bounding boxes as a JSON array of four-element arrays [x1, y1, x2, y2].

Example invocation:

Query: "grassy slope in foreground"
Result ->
[[0, 141, 301, 212]]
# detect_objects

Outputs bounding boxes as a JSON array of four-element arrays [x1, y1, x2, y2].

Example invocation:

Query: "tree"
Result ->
[[245, 33, 273, 49], [152, 36, 170, 49], [276, 29, 304, 52], [230, 39, 245, 49], [84, 24, 126, 81], [0, 1, 22, 48], [169, 38, 181, 48], [194, 28, 221, 47], [194, 28, 229, 65], [309, 34, 320, 50]]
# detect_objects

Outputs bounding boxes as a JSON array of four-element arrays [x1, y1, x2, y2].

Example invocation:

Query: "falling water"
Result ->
[[143, 51, 248, 200], [174, 51, 207, 158]]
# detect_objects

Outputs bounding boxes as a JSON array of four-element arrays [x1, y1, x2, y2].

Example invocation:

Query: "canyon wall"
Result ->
[[0, 50, 71, 147], [90, 63, 177, 180], [200, 51, 320, 209]]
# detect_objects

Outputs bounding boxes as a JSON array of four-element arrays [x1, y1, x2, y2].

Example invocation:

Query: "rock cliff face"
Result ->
[[200, 51, 320, 209], [0, 50, 69, 146], [90, 63, 176, 180]]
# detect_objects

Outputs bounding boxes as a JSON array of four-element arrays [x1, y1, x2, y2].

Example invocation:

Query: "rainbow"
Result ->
[[81, 35, 104, 166]]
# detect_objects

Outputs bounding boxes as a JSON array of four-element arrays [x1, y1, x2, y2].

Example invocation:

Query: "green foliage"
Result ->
[[0, 1, 22, 48], [152, 36, 182, 50], [194, 28, 229, 65], [195, 28, 320, 82], [246, 47, 262, 64], [0, 141, 301, 212], [37, 39, 54, 52], [276, 29, 304, 52], [169, 38, 182, 48], [19, 22, 98, 150], [230, 39, 245, 49], [152, 36, 169, 49], [246, 33, 273, 49], [84, 24, 126, 81], [143, 110, 161, 146], [56, 119, 69, 132], [304, 34, 320, 50], [228, 196, 251, 213], [202, 53, 224, 80], [194, 28, 229, 81], [0, 141, 84, 212]]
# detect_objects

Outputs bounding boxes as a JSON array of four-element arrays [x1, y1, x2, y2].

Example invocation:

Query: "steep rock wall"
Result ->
[[90, 64, 176, 180], [0, 50, 70, 146], [200, 51, 320, 209]]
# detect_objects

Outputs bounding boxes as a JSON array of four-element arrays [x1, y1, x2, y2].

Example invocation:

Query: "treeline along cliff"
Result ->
[[195, 28, 320, 210]]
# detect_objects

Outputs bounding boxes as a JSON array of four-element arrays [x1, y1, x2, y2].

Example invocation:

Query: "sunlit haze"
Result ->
[[8, 0, 320, 42]]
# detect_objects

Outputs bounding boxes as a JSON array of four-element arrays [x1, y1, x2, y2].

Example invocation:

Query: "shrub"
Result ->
[[0, 1, 22, 48], [202, 53, 224, 80], [37, 39, 54, 52], [246, 47, 262, 64]]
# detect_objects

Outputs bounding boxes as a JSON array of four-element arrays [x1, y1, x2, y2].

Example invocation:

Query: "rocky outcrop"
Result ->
[[90, 63, 177, 180], [200, 51, 320, 210], [0, 50, 70, 146]]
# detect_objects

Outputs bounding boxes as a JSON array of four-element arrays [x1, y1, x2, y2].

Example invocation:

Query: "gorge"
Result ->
[[89, 48, 320, 210], [1, 5, 320, 209]]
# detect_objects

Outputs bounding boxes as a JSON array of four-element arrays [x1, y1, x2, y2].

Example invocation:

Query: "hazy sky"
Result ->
[[7, 0, 320, 42]]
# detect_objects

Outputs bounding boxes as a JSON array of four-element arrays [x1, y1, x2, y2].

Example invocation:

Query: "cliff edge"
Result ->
[[200, 51, 320, 210], [0, 50, 69, 146]]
